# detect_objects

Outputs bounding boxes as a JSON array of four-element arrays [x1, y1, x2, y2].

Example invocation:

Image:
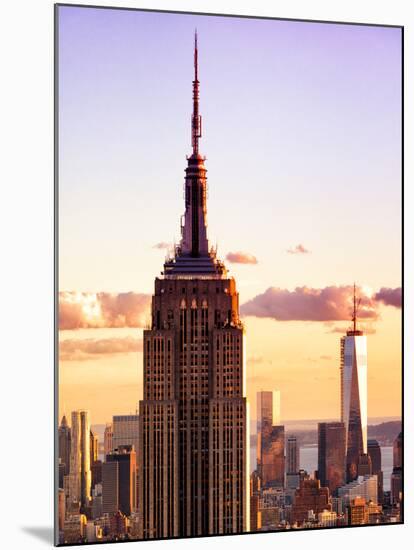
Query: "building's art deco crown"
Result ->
[[163, 32, 227, 279]]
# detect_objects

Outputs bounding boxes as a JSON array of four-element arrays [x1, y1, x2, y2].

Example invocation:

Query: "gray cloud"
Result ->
[[374, 287, 402, 308]]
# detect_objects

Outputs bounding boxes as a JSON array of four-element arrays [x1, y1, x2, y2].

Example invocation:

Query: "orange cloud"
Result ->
[[59, 336, 143, 361], [226, 251, 258, 264], [287, 244, 310, 254], [59, 292, 151, 330], [241, 285, 377, 322]]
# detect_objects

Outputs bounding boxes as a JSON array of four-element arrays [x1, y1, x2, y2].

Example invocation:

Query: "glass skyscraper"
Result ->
[[257, 390, 281, 485], [318, 422, 346, 495], [67, 410, 92, 513], [340, 290, 368, 482]]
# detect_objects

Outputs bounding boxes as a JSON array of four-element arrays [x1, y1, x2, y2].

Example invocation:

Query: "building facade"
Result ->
[[340, 289, 368, 482], [113, 415, 139, 455], [257, 390, 280, 474], [138, 33, 249, 539], [393, 431, 402, 469], [90, 430, 98, 465], [59, 415, 71, 478], [349, 496, 369, 525], [257, 390, 283, 487], [367, 439, 383, 503], [286, 435, 299, 475], [260, 425, 285, 488], [102, 462, 119, 515], [67, 410, 92, 513], [318, 509, 337, 527], [318, 422, 346, 495], [337, 474, 378, 507], [106, 445, 137, 517], [104, 423, 113, 457], [391, 432, 403, 507], [357, 452, 372, 476]]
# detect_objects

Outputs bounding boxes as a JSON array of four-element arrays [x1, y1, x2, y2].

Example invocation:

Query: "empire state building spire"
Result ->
[[163, 32, 226, 277], [192, 30, 202, 155]]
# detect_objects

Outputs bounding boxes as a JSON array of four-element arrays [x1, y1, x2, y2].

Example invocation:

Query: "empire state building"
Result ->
[[138, 33, 249, 539]]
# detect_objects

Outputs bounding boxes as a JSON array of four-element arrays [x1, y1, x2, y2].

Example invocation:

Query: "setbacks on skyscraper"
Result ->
[[138, 32, 250, 539]]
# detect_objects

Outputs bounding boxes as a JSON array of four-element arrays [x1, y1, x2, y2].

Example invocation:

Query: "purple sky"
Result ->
[[58, 6, 401, 295]]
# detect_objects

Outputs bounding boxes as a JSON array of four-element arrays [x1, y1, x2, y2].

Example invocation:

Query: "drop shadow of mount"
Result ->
[[21, 526, 54, 545]]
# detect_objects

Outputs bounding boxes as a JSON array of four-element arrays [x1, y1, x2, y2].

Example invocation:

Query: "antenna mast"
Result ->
[[351, 283, 362, 333], [191, 29, 202, 155], [352, 283, 357, 332]]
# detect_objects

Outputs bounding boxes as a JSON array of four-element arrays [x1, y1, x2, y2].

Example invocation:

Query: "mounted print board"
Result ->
[[55, 4, 403, 546]]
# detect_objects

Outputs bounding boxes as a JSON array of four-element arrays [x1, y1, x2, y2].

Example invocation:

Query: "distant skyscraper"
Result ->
[[68, 410, 92, 513], [368, 439, 383, 503], [340, 286, 368, 481], [391, 432, 402, 506], [257, 390, 281, 482], [261, 425, 285, 488], [318, 422, 346, 495], [393, 432, 402, 468], [138, 33, 249, 539], [112, 415, 139, 510], [104, 423, 113, 458], [102, 461, 119, 515], [91, 460, 102, 490], [391, 469, 402, 506], [368, 439, 381, 471], [357, 453, 372, 476], [59, 415, 71, 477], [109, 445, 137, 516], [89, 429, 99, 492], [90, 430, 98, 466], [286, 435, 299, 474], [113, 415, 139, 454]]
